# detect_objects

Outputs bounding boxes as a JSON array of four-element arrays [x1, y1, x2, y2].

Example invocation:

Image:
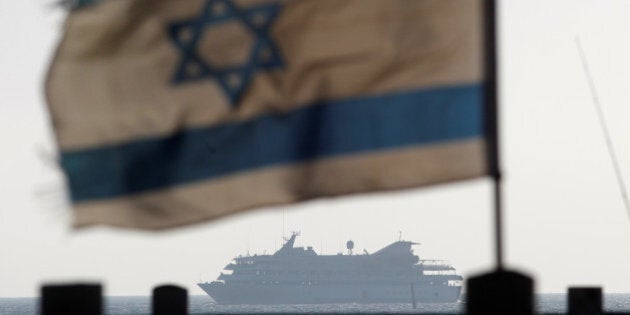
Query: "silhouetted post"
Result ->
[[568, 287, 602, 315], [152, 285, 188, 315], [466, 270, 534, 315], [410, 282, 417, 309], [41, 283, 102, 315]]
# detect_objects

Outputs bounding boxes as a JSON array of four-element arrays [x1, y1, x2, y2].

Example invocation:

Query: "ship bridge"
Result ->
[[372, 240, 420, 265], [273, 232, 317, 257]]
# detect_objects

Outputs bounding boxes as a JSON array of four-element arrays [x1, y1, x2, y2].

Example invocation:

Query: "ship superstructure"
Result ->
[[198, 233, 463, 304]]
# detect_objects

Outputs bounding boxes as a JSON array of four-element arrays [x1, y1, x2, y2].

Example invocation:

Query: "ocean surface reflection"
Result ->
[[1, 294, 630, 314]]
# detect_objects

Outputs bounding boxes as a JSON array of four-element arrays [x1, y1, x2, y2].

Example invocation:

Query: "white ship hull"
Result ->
[[199, 281, 461, 305], [199, 234, 463, 305]]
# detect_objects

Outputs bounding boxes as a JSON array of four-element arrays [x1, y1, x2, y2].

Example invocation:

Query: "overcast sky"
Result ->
[[2, 0, 630, 298]]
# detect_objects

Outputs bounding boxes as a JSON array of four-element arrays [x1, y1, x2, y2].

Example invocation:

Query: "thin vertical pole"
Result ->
[[576, 38, 630, 220], [410, 283, 417, 309], [484, 0, 503, 269], [493, 177, 504, 270]]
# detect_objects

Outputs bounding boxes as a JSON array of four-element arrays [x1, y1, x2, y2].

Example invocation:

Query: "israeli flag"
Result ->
[[47, 0, 491, 229]]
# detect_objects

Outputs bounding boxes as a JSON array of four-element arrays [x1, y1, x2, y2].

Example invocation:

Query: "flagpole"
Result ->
[[484, 0, 503, 270], [467, 2, 535, 312]]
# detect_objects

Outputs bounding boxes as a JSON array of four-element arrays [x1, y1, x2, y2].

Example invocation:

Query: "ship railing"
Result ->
[[419, 259, 452, 267]]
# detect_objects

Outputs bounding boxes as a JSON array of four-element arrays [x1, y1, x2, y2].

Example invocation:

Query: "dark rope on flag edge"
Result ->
[[484, 0, 504, 270], [56, 0, 102, 10], [576, 37, 630, 221]]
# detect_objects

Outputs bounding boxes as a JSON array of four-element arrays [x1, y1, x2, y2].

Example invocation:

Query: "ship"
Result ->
[[198, 232, 463, 305]]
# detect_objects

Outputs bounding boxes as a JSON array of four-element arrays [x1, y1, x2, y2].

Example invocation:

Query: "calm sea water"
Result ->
[[1, 294, 629, 314]]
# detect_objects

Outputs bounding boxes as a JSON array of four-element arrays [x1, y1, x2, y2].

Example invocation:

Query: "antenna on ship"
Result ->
[[246, 225, 251, 256], [398, 231, 402, 242]]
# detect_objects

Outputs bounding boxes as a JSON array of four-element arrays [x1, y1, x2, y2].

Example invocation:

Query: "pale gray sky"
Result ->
[[2, 0, 630, 298]]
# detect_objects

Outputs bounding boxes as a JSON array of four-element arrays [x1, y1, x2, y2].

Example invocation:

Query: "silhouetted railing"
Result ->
[[38, 281, 628, 315]]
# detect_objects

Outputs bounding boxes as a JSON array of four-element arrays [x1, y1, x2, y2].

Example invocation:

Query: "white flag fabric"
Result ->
[[47, 0, 490, 229]]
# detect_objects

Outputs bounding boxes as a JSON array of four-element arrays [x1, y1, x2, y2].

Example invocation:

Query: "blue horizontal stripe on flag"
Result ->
[[62, 84, 484, 203]]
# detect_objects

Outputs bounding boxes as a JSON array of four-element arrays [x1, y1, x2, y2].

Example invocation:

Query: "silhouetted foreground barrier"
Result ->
[[38, 279, 625, 315], [153, 285, 188, 315], [41, 283, 188, 315], [467, 269, 534, 315], [41, 283, 102, 315], [569, 287, 603, 315], [465, 270, 607, 315]]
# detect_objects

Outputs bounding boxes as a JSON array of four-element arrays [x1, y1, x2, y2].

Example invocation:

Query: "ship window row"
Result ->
[[237, 260, 255, 265], [233, 270, 413, 276], [224, 279, 428, 286], [422, 270, 457, 275]]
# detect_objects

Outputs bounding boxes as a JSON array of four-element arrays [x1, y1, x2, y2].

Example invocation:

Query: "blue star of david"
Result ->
[[168, 0, 283, 107]]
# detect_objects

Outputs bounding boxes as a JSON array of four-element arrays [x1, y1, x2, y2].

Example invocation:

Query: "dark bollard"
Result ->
[[40, 283, 102, 315], [568, 287, 602, 315], [152, 285, 188, 315], [466, 269, 534, 315]]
